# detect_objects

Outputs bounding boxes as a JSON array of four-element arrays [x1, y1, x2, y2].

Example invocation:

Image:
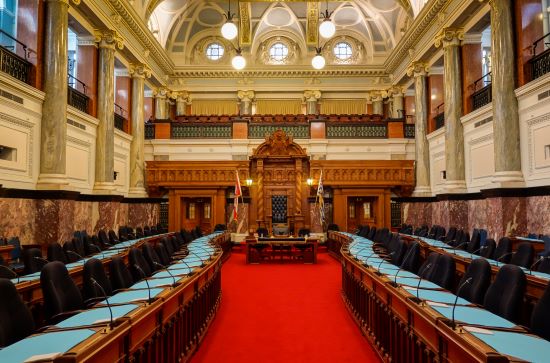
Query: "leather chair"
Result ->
[[480, 238, 496, 259], [154, 243, 172, 266], [82, 258, 113, 301], [40, 261, 83, 323], [142, 243, 163, 270], [109, 257, 134, 291], [418, 252, 440, 278], [530, 281, 550, 341], [108, 230, 120, 244], [510, 242, 534, 268], [63, 240, 81, 262], [443, 227, 457, 244], [457, 258, 491, 304], [0, 279, 35, 347], [23, 248, 46, 275], [484, 264, 526, 322], [98, 230, 112, 249], [467, 229, 481, 254], [493, 237, 512, 263], [129, 247, 152, 281], [428, 254, 456, 289], [400, 242, 420, 274], [366, 227, 376, 240], [47, 242, 68, 264], [390, 238, 407, 267]]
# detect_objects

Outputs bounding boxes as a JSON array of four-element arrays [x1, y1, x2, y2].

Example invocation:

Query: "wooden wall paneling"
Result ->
[[16, 0, 44, 89], [461, 43, 483, 115], [404, 96, 415, 119], [427, 74, 444, 133], [76, 45, 98, 116], [515, 0, 544, 86], [387, 121, 405, 138], [115, 76, 131, 133], [144, 97, 153, 122], [232, 120, 248, 139], [310, 120, 326, 139]]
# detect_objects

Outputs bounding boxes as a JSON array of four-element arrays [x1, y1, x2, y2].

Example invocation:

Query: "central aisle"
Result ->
[[191, 252, 380, 363]]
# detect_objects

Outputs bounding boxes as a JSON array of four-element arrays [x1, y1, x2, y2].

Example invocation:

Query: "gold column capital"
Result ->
[[303, 90, 321, 102], [129, 63, 151, 79], [407, 61, 429, 77], [434, 27, 465, 48], [237, 90, 255, 101], [94, 29, 124, 50]]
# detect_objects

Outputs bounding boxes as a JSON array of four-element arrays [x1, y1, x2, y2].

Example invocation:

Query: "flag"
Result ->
[[316, 170, 325, 225], [232, 170, 242, 222]]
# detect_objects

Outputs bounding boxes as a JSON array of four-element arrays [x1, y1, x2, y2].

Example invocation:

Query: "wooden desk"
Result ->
[[246, 237, 318, 264], [510, 236, 546, 254]]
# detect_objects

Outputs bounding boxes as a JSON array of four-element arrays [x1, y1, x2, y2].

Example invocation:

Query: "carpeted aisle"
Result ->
[[191, 252, 380, 363]]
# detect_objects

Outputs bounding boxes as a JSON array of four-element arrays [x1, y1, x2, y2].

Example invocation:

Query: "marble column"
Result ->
[[175, 92, 188, 117], [94, 29, 123, 193], [154, 88, 168, 119], [237, 90, 254, 115], [303, 90, 321, 115], [435, 28, 467, 193], [408, 62, 431, 196], [391, 89, 404, 118], [128, 63, 151, 197], [489, 0, 524, 186], [37, 0, 72, 188], [371, 92, 385, 115]]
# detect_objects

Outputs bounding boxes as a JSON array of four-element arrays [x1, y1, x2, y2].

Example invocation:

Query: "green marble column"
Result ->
[[435, 28, 467, 193], [408, 62, 431, 196]]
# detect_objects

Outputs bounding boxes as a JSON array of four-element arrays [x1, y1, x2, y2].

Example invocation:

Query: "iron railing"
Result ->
[[471, 72, 492, 110], [114, 103, 128, 132], [434, 103, 444, 130], [530, 32, 550, 80], [0, 30, 33, 84]]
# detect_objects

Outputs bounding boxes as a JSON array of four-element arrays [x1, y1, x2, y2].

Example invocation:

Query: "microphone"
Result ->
[[88, 244, 102, 253], [375, 252, 395, 275], [188, 251, 205, 266], [363, 251, 381, 267], [133, 264, 152, 304], [451, 277, 473, 329], [0, 265, 19, 283], [152, 261, 177, 287], [391, 246, 416, 286], [353, 246, 372, 260], [90, 277, 114, 330], [495, 252, 514, 266], [66, 250, 84, 261], [33, 256, 49, 267], [415, 263, 433, 301], [470, 245, 487, 256], [176, 259, 196, 276], [529, 256, 549, 275], [447, 242, 468, 253]]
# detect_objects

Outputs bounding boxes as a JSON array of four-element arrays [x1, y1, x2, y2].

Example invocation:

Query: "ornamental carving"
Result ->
[[322, 36, 364, 65], [406, 61, 429, 77], [257, 36, 299, 66], [129, 63, 152, 79], [191, 36, 232, 65], [303, 90, 321, 102], [94, 29, 124, 50], [251, 129, 308, 158], [237, 90, 255, 102], [434, 27, 465, 48]]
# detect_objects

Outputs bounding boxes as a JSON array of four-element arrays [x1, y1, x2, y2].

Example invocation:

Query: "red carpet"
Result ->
[[191, 252, 380, 363]]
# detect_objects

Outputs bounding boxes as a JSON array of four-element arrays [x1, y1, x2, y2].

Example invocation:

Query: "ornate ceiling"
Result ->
[[143, 1, 426, 68]]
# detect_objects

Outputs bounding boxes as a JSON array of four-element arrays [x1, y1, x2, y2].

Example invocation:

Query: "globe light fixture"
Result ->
[[232, 49, 246, 70], [311, 49, 326, 70], [221, 20, 238, 40], [319, 18, 336, 39]]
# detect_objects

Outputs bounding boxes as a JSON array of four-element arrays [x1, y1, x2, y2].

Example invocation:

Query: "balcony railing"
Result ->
[[434, 103, 445, 130], [67, 86, 89, 114], [471, 72, 492, 111], [404, 124, 415, 138], [114, 103, 128, 132], [530, 33, 550, 81], [0, 30, 33, 84], [145, 123, 155, 139]]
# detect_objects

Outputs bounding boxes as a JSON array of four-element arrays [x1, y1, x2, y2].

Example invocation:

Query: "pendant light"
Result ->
[[319, 1, 335, 39], [311, 48, 326, 70], [221, 0, 238, 40], [231, 1, 246, 70]]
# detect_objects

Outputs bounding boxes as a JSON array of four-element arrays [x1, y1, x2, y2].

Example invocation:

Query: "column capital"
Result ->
[[172, 90, 189, 102], [368, 90, 387, 102], [129, 63, 151, 79], [387, 86, 404, 97], [434, 27, 464, 48], [94, 29, 124, 50], [153, 87, 169, 99], [237, 90, 255, 101], [407, 62, 429, 77], [303, 90, 321, 102]]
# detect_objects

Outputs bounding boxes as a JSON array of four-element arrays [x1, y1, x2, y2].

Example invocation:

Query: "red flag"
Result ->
[[233, 171, 242, 221]]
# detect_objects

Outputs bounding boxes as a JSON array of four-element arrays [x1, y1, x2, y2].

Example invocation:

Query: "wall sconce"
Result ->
[[306, 178, 313, 186], [246, 179, 253, 186]]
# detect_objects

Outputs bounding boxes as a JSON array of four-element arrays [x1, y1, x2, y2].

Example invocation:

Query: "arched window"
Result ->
[[333, 42, 352, 60], [206, 42, 224, 61], [269, 42, 288, 62]]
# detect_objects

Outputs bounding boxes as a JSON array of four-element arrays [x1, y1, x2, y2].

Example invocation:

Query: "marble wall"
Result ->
[[0, 198, 160, 245], [403, 195, 549, 240]]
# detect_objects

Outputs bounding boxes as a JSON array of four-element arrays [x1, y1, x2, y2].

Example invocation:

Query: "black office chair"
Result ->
[[40, 261, 83, 322], [531, 281, 550, 341], [22, 248, 47, 275], [400, 241, 420, 273], [457, 258, 491, 305], [449, 229, 464, 247], [98, 230, 112, 249], [367, 226, 377, 240], [129, 247, 152, 281], [109, 257, 134, 291], [182, 229, 194, 243], [418, 252, 440, 278], [434, 226, 446, 241], [135, 227, 144, 238], [480, 238, 496, 258], [0, 278, 35, 347], [108, 230, 120, 244], [429, 254, 456, 289], [538, 256, 550, 274], [72, 236, 86, 257], [154, 243, 172, 266], [47, 243, 68, 264], [467, 229, 481, 254], [82, 258, 113, 301], [493, 237, 512, 263], [483, 264, 526, 322], [213, 224, 226, 232], [510, 242, 534, 268], [390, 238, 407, 266], [83, 235, 101, 255], [63, 240, 80, 262], [142, 243, 163, 270]]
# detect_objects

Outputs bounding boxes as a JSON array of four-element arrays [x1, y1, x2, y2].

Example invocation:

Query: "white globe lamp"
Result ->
[[232, 52, 246, 70], [319, 19, 336, 39], [221, 21, 238, 40], [311, 53, 326, 70]]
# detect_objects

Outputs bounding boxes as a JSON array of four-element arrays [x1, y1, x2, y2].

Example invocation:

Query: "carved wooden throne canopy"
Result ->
[[250, 129, 308, 160]]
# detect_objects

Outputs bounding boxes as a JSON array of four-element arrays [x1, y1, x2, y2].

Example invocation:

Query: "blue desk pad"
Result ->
[[0, 329, 95, 362], [403, 287, 470, 305], [470, 329, 550, 362], [56, 304, 139, 328], [378, 267, 417, 278], [99, 288, 165, 304], [394, 277, 441, 290], [153, 268, 192, 278], [131, 277, 176, 289], [515, 236, 544, 243], [430, 305, 516, 328]]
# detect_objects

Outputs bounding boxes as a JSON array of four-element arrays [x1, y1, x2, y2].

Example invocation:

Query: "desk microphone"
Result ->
[[391, 246, 416, 286], [529, 256, 550, 275], [495, 252, 514, 266], [66, 250, 84, 262], [0, 265, 19, 283], [177, 259, 196, 276], [188, 251, 205, 266], [190, 246, 213, 259], [448, 242, 468, 253], [375, 252, 395, 275], [363, 251, 380, 267], [354, 246, 372, 260], [451, 277, 473, 329], [470, 245, 487, 256], [88, 244, 102, 253], [416, 263, 433, 301], [152, 261, 177, 287], [90, 277, 114, 330], [133, 264, 152, 304]]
